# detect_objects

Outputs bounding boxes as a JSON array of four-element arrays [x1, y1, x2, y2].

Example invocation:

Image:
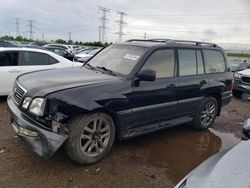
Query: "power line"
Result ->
[[115, 11, 127, 42], [27, 19, 35, 40], [98, 6, 110, 43]]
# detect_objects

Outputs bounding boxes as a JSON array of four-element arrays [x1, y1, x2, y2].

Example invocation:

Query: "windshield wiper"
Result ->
[[96, 66, 116, 76], [82, 63, 96, 70]]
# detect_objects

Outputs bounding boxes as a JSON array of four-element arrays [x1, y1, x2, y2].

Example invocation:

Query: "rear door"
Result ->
[[0, 51, 21, 95], [20, 51, 62, 74], [177, 49, 209, 117]]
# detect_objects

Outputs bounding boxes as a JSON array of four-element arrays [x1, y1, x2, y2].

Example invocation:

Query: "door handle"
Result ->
[[8, 70, 21, 73], [166, 84, 176, 88], [200, 80, 207, 85]]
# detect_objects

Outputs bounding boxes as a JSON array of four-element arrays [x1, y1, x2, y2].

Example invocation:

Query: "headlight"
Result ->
[[29, 98, 46, 116], [234, 73, 242, 80], [22, 97, 32, 109]]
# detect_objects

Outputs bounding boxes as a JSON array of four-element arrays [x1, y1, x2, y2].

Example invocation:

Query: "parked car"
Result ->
[[43, 44, 74, 55], [0, 40, 18, 47], [229, 59, 250, 72], [74, 48, 101, 62], [44, 46, 75, 61], [0, 47, 81, 96], [233, 67, 250, 97], [7, 39, 232, 164], [175, 118, 250, 188]]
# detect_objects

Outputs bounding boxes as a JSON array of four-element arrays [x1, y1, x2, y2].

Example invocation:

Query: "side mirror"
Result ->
[[137, 69, 156, 81]]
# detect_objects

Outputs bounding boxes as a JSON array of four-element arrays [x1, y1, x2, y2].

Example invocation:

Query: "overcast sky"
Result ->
[[0, 0, 249, 45]]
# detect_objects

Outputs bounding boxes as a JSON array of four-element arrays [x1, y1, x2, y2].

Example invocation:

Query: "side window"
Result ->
[[178, 49, 196, 76], [197, 50, 204, 74], [142, 49, 175, 78], [22, 52, 50, 66], [0, 52, 19, 66], [203, 50, 226, 73], [49, 56, 59, 64]]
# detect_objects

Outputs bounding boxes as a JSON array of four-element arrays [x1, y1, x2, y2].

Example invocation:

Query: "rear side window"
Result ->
[[178, 49, 204, 76], [142, 49, 175, 78], [0, 51, 19, 66], [203, 50, 226, 73], [22, 52, 50, 66]]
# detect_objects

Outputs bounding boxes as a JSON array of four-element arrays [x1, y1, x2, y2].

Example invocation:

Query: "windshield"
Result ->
[[88, 45, 147, 75]]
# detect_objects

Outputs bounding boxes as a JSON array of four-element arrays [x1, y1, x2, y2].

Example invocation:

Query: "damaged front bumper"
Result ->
[[7, 96, 68, 158]]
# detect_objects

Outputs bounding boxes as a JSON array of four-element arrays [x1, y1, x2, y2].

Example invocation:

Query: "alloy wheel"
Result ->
[[80, 117, 111, 157]]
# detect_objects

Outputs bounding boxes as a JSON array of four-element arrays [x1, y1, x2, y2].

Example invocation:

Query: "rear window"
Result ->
[[0, 51, 19, 66], [203, 50, 226, 73]]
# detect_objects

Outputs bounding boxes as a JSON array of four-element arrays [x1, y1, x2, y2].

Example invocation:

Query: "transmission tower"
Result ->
[[15, 17, 20, 37], [115, 11, 127, 42], [98, 26, 101, 42], [98, 6, 110, 43], [27, 19, 35, 40], [69, 32, 72, 41]]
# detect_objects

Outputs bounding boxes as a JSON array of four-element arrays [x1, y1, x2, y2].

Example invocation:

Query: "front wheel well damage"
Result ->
[[67, 108, 119, 138]]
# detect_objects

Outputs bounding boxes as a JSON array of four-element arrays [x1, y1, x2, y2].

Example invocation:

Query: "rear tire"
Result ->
[[65, 113, 115, 165], [191, 97, 218, 130]]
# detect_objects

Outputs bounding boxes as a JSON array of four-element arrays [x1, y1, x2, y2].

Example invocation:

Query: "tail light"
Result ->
[[230, 79, 234, 92]]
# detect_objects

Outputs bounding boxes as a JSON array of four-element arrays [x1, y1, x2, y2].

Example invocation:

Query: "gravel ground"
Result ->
[[0, 97, 249, 188]]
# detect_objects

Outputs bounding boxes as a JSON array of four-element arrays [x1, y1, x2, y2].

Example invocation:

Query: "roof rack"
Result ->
[[126, 38, 218, 48], [126, 39, 171, 43]]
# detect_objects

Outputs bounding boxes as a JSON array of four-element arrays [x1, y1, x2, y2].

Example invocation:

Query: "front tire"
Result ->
[[65, 113, 115, 165], [191, 97, 218, 130]]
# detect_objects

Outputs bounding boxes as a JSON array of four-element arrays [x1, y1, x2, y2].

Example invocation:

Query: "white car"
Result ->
[[43, 44, 74, 55], [74, 48, 101, 62], [0, 47, 82, 96]]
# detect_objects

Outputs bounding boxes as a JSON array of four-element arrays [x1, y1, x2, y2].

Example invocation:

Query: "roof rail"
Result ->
[[126, 39, 171, 43], [167, 39, 217, 47], [126, 38, 218, 48]]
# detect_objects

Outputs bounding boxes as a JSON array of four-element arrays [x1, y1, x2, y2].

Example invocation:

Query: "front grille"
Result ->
[[242, 77, 250, 84], [12, 81, 27, 105]]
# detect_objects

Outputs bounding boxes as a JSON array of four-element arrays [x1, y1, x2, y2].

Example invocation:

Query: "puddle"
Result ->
[[118, 125, 241, 185]]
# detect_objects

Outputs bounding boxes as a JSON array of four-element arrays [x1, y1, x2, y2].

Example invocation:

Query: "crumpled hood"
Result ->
[[182, 140, 250, 188], [17, 66, 120, 97]]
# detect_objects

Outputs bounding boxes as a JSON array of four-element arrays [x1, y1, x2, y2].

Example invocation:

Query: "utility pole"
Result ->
[[27, 19, 35, 40], [15, 17, 20, 37], [115, 11, 127, 42], [98, 6, 110, 43], [144, 32, 147, 39]]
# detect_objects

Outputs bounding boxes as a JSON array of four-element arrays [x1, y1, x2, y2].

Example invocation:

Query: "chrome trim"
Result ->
[[117, 97, 202, 115], [12, 81, 27, 105], [241, 76, 250, 85]]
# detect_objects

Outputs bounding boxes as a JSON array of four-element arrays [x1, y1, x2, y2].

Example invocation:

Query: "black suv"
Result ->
[[7, 39, 232, 164]]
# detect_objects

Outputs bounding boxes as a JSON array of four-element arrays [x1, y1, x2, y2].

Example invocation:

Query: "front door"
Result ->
[[128, 48, 178, 131]]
